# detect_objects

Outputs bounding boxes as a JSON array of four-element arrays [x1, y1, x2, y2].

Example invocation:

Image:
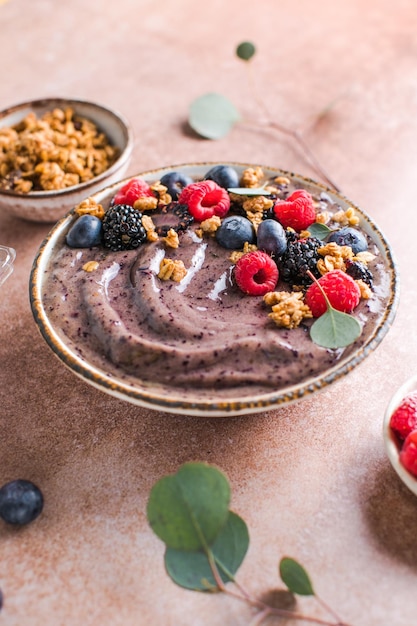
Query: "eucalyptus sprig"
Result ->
[[188, 42, 341, 192], [307, 271, 362, 349], [147, 462, 352, 626]]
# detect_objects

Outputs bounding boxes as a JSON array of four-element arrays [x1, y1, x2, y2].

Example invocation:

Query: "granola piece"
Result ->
[[158, 258, 187, 282], [244, 210, 263, 230], [264, 291, 313, 329], [74, 197, 105, 219], [163, 228, 180, 249], [241, 166, 264, 188], [200, 215, 221, 235], [82, 261, 100, 272], [142, 214, 159, 242], [229, 242, 258, 263], [150, 182, 171, 205], [133, 196, 159, 211], [356, 279, 372, 299], [332, 207, 360, 227], [316, 210, 331, 224], [353, 251, 376, 265], [274, 175, 291, 186], [317, 241, 354, 275], [242, 195, 274, 213]]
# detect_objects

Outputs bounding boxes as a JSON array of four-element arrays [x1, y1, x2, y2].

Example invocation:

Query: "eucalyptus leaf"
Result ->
[[164, 511, 249, 591], [147, 462, 230, 551], [228, 187, 271, 196], [279, 557, 315, 596], [189, 93, 240, 140], [236, 41, 256, 61], [308, 222, 332, 240], [310, 306, 362, 349]]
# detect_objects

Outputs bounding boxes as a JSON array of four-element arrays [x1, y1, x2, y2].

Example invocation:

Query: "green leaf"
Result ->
[[307, 222, 332, 240], [189, 93, 240, 140], [164, 511, 249, 591], [147, 462, 230, 551], [228, 187, 271, 196], [310, 306, 362, 349], [279, 557, 315, 596], [236, 41, 256, 61]]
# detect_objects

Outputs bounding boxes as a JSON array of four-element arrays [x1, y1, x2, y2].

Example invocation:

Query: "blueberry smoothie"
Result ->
[[40, 165, 393, 401]]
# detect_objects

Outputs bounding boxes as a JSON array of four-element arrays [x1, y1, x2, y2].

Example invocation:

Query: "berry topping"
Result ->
[[153, 202, 194, 236], [215, 215, 256, 250], [66, 214, 102, 248], [273, 189, 316, 231], [102, 204, 147, 251], [0, 479, 43, 525], [204, 164, 240, 189], [112, 177, 154, 207], [389, 391, 417, 441], [345, 259, 373, 288], [305, 269, 361, 317], [399, 430, 417, 478], [178, 180, 230, 221], [328, 226, 368, 254], [278, 231, 321, 286], [257, 219, 287, 257], [234, 250, 279, 296], [160, 171, 193, 201]]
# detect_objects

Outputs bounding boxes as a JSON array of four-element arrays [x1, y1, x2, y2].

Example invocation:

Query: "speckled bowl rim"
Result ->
[[383, 375, 417, 496], [30, 162, 400, 417], [0, 97, 133, 199]]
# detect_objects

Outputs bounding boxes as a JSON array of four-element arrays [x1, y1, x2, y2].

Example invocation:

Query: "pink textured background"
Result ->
[[0, 0, 416, 624]]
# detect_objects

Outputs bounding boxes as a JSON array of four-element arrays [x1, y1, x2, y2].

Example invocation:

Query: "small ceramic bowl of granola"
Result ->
[[0, 97, 133, 223], [30, 162, 400, 417], [383, 375, 417, 497]]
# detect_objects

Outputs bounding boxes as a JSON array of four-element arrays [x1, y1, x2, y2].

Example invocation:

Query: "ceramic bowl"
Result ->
[[0, 245, 15, 287], [30, 162, 399, 417], [0, 98, 133, 223], [383, 376, 417, 497]]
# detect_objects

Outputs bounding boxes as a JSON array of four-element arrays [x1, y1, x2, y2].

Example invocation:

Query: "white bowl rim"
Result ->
[[383, 375, 417, 496], [0, 97, 133, 198], [30, 161, 400, 417]]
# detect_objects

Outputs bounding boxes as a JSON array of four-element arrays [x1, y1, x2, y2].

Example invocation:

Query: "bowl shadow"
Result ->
[[362, 462, 417, 569]]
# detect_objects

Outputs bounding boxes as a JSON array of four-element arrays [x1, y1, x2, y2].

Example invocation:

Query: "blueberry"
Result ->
[[66, 214, 103, 248], [204, 165, 239, 189], [215, 215, 256, 249], [0, 479, 43, 525], [160, 171, 193, 200], [257, 219, 287, 257], [327, 226, 368, 254]]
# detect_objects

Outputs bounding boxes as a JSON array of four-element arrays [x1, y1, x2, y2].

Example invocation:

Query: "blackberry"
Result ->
[[278, 231, 321, 286], [102, 204, 147, 251], [345, 259, 373, 288]]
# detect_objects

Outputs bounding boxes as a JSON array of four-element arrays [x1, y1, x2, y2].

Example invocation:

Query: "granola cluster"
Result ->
[[0, 107, 119, 193]]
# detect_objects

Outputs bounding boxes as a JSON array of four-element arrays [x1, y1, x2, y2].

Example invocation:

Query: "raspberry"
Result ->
[[399, 430, 417, 477], [234, 250, 279, 296], [112, 178, 154, 206], [273, 189, 316, 231], [305, 269, 361, 317], [389, 392, 417, 441], [178, 180, 230, 221]]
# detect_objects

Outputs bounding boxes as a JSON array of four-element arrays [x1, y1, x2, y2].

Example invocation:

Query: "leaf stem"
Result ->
[[244, 62, 341, 192], [207, 551, 350, 626]]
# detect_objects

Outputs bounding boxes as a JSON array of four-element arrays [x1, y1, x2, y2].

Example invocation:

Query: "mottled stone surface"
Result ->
[[0, 1, 416, 624]]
